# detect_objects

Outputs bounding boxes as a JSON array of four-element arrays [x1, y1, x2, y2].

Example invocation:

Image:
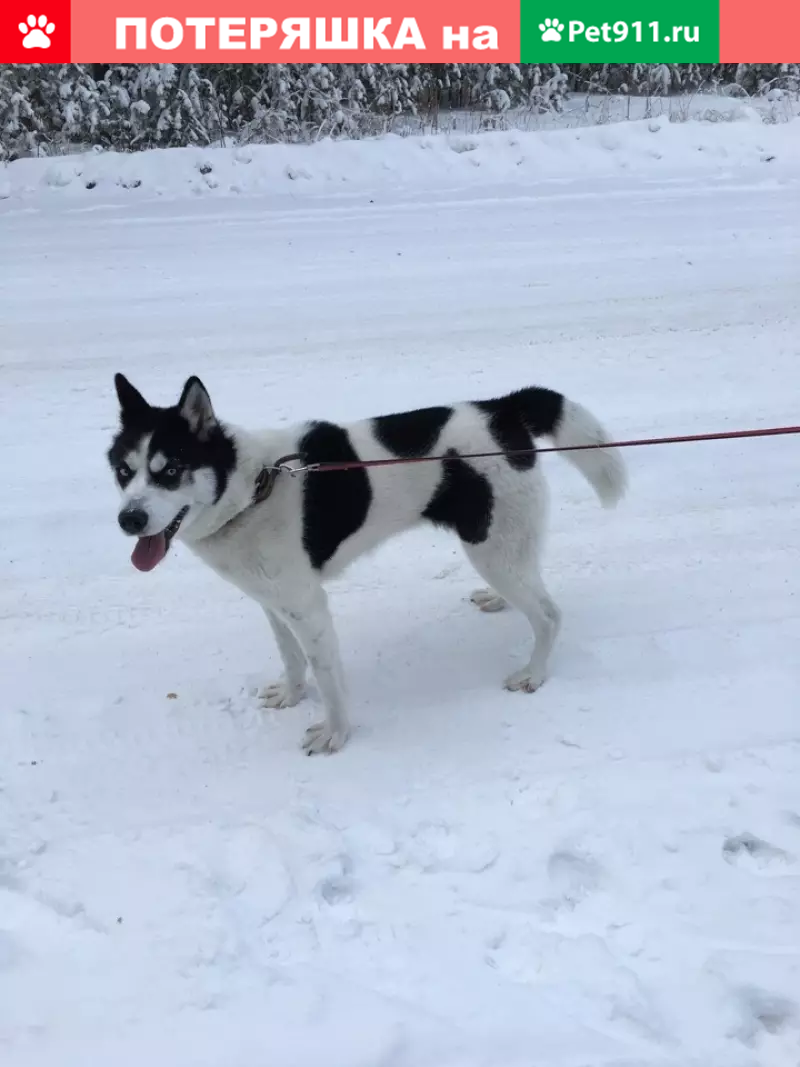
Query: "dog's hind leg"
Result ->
[[260, 610, 308, 709], [498, 572, 561, 693], [278, 589, 350, 754], [466, 539, 561, 693], [462, 471, 561, 693]]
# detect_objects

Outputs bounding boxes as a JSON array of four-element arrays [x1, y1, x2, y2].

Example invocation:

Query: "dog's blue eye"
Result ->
[[166, 467, 178, 477], [117, 464, 131, 480]]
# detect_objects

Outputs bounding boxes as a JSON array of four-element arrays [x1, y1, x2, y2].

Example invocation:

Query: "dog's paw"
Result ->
[[503, 667, 546, 693], [260, 680, 306, 709], [470, 588, 507, 613], [302, 721, 349, 755]]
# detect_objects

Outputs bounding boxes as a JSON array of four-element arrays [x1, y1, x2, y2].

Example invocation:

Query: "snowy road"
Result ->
[[2, 154, 800, 1066]]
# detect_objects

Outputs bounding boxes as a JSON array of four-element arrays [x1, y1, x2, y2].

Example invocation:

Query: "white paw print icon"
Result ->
[[19, 14, 55, 49], [539, 17, 565, 42]]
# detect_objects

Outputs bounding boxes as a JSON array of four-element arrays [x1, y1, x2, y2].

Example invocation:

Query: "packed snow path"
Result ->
[[2, 154, 800, 1066]]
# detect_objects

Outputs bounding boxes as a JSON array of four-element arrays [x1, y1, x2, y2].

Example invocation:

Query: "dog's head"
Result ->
[[107, 374, 236, 571]]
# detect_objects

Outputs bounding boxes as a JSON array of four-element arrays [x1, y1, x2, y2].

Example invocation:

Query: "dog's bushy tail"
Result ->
[[550, 397, 627, 508], [514, 387, 627, 508]]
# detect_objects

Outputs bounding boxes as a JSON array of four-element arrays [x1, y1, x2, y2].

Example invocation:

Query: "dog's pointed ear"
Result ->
[[114, 373, 150, 420], [178, 376, 216, 439]]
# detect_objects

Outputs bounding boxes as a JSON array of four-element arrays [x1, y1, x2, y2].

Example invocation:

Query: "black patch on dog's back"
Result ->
[[474, 387, 564, 472], [474, 396, 536, 471], [512, 386, 564, 436], [373, 406, 453, 457], [422, 450, 493, 544], [299, 421, 372, 570]]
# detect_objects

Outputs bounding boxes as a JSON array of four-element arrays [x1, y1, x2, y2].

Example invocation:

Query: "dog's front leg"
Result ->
[[260, 610, 307, 709], [281, 590, 350, 755]]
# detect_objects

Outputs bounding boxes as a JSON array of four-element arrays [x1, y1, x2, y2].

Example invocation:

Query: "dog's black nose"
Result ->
[[118, 507, 148, 535]]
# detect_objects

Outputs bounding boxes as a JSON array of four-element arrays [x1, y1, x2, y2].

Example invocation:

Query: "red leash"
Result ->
[[293, 424, 800, 474]]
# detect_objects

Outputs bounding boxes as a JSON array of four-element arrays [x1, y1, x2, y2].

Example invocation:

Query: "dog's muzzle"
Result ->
[[118, 506, 148, 535], [128, 506, 190, 573]]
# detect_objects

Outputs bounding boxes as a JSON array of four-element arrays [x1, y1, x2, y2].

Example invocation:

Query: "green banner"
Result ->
[[521, 0, 720, 62]]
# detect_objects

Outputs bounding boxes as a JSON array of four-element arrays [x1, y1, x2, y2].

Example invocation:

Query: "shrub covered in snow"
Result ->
[[0, 62, 797, 160]]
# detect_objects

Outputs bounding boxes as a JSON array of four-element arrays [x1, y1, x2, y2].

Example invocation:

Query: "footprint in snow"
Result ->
[[731, 985, 798, 1046], [722, 833, 795, 875], [542, 848, 604, 912], [402, 820, 498, 875], [315, 853, 356, 906]]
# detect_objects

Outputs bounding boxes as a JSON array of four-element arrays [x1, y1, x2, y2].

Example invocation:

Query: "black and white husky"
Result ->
[[108, 375, 626, 754]]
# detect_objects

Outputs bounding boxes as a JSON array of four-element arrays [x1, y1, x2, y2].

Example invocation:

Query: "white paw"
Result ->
[[470, 588, 507, 613], [504, 667, 547, 693], [302, 721, 350, 755], [260, 680, 306, 709]]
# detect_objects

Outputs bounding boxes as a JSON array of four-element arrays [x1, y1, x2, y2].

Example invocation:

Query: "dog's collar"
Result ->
[[210, 453, 306, 540], [252, 452, 307, 505]]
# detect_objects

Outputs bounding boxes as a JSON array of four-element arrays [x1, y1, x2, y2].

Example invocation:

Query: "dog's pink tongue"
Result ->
[[131, 534, 167, 572]]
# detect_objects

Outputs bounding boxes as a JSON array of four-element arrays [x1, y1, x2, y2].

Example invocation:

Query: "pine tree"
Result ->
[[48, 64, 103, 147], [127, 64, 219, 148], [360, 63, 421, 117], [95, 65, 140, 149], [735, 63, 800, 94], [524, 64, 569, 111], [246, 64, 301, 143], [2, 62, 796, 157], [0, 65, 42, 160], [476, 64, 522, 111]]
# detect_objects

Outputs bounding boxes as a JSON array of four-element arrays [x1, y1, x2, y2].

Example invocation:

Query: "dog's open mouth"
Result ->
[[131, 506, 189, 573]]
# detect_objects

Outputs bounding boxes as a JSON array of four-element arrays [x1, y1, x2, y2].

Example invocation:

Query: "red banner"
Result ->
[[1, 0, 797, 62]]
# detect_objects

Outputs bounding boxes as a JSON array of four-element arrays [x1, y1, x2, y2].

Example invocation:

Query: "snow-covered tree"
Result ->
[[360, 64, 421, 116], [0, 65, 43, 160], [475, 64, 523, 110], [124, 64, 220, 147], [524, 65, 569, 111], [735, 63, 800, 94], [2, 62, 797, 158]]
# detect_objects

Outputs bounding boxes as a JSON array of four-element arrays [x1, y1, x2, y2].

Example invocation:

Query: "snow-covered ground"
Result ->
[[408, 89, 800, 137], [2, 116, 800, 1067], [3, 106, 800, 205]]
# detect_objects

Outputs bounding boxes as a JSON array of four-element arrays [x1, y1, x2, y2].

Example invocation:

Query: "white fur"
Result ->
[[147, 396, 628, 755], [553, 399, 627, 508]]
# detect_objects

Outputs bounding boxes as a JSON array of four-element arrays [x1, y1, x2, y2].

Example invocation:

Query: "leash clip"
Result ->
[[276, 460, 318, 477], [288, 462, 320, 475], [269, 453, 308, 477]]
